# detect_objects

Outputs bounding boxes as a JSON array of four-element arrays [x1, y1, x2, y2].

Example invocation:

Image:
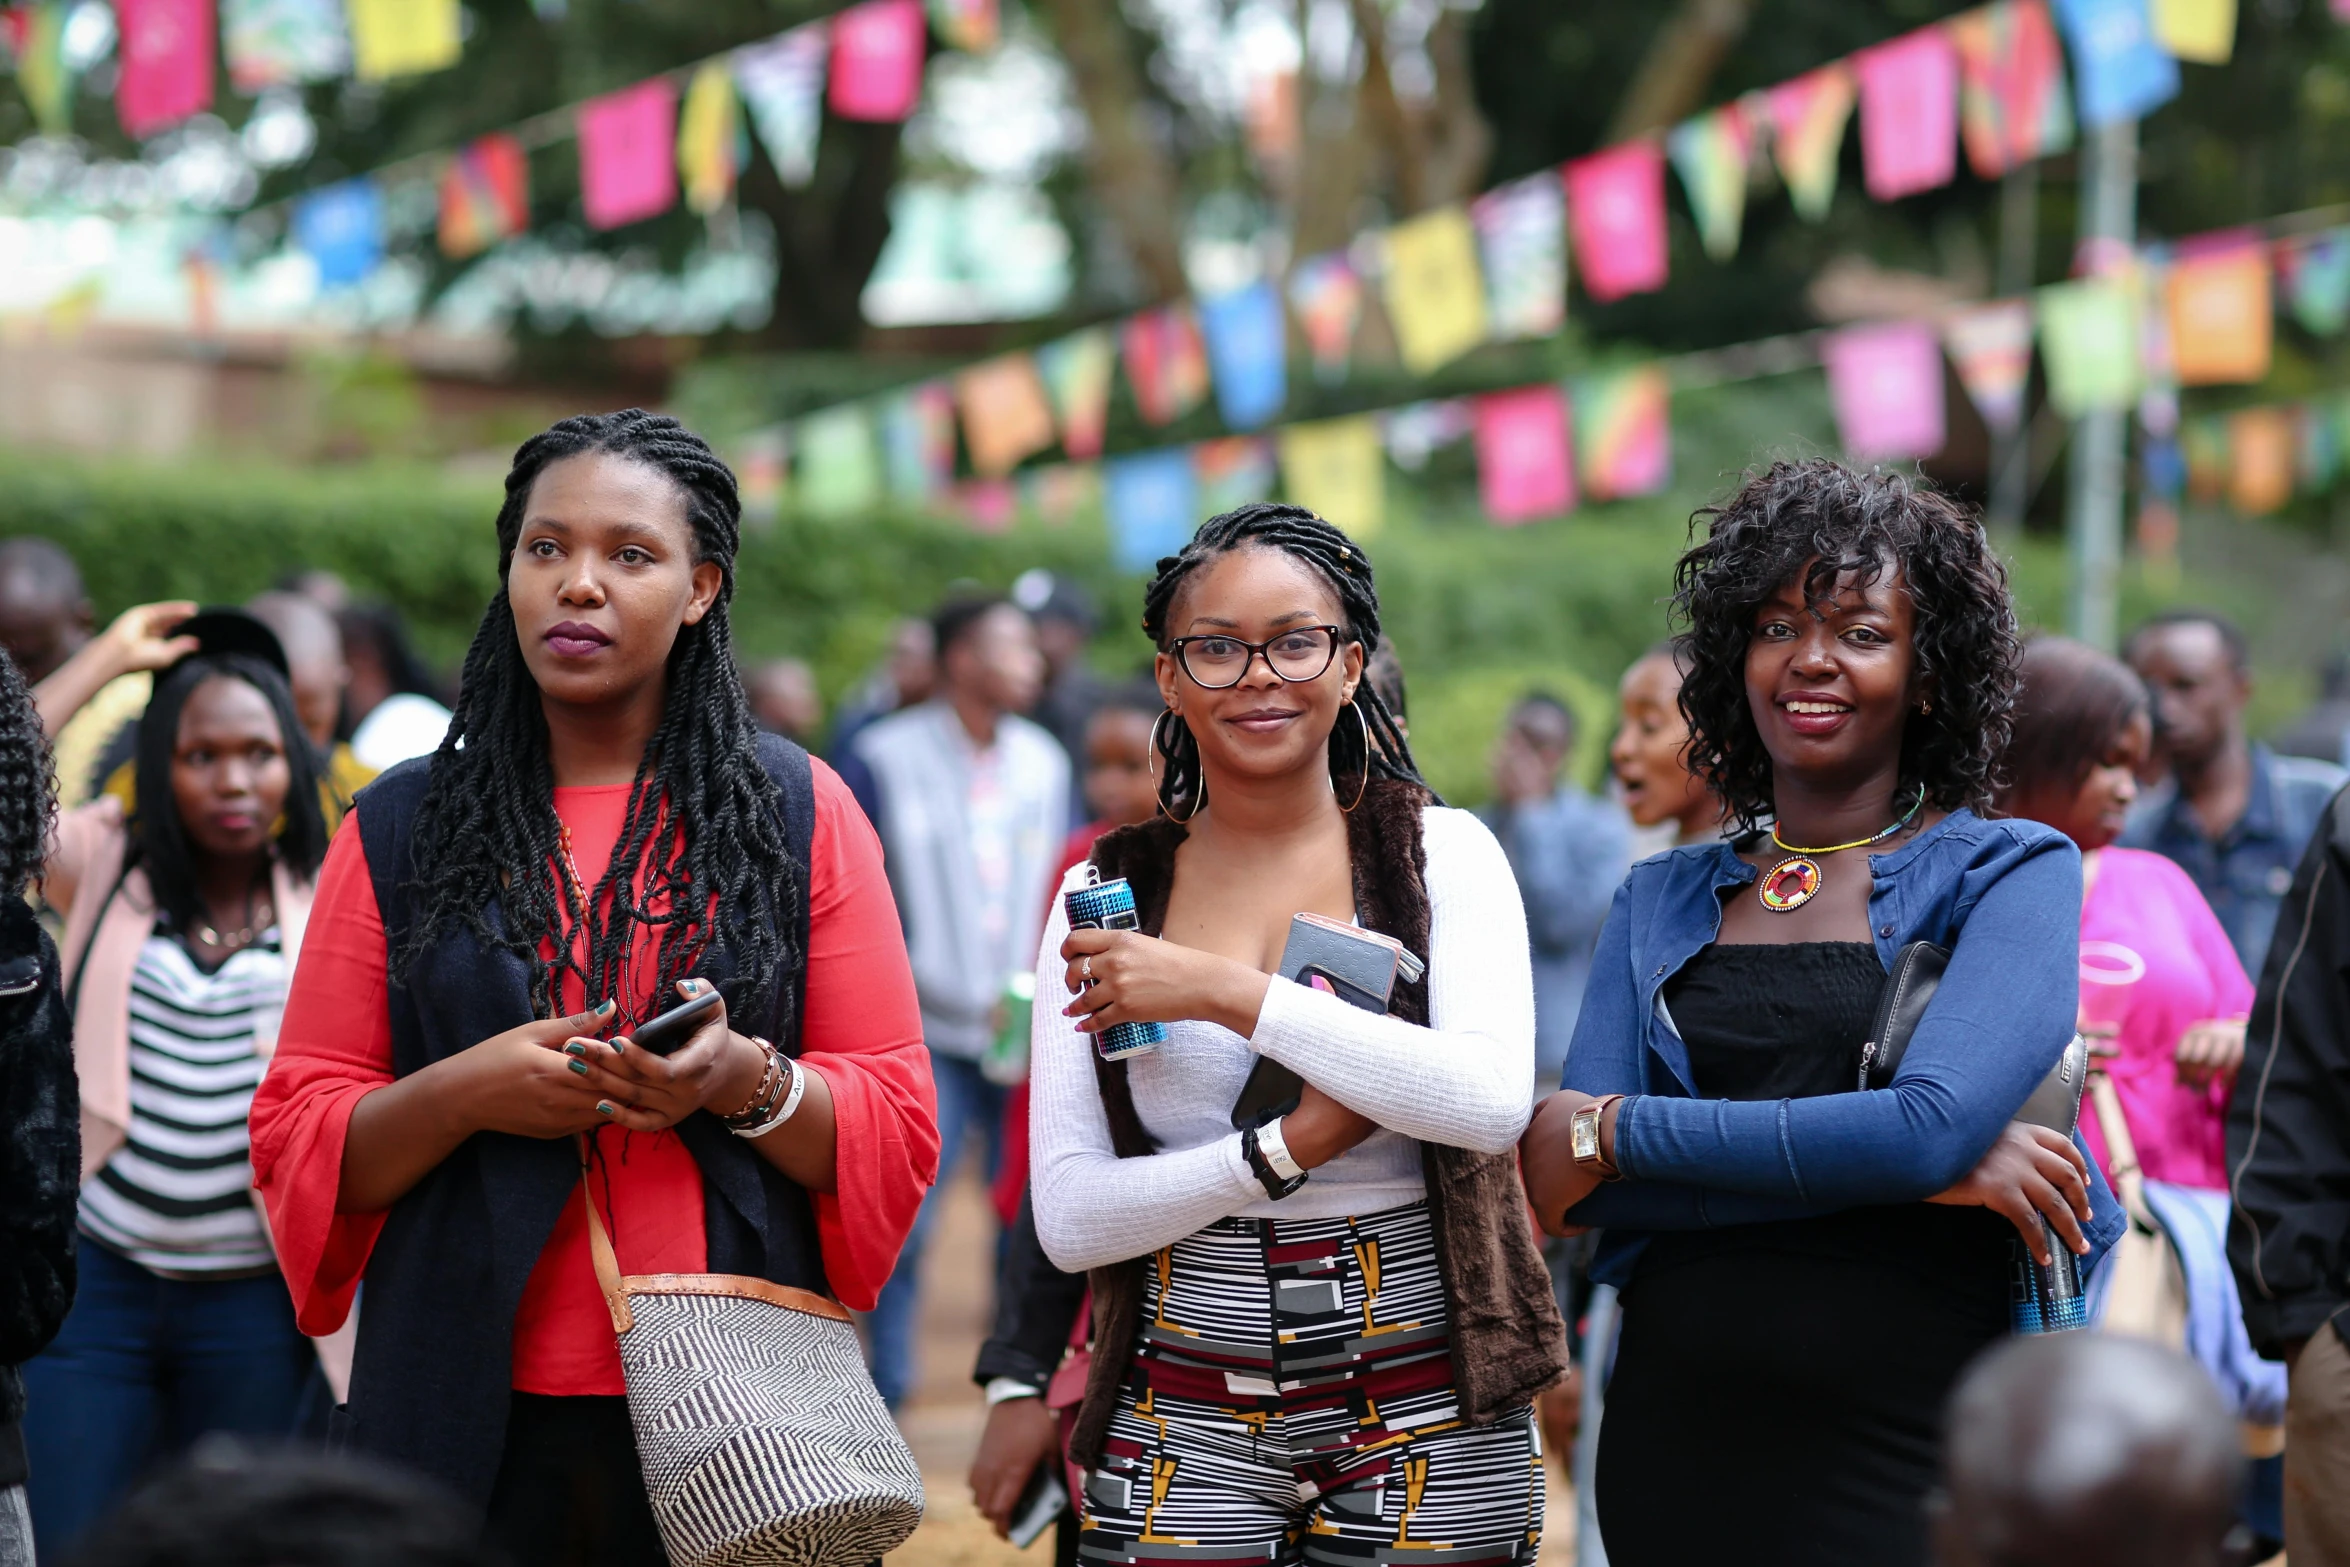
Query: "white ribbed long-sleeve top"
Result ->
[[1029, 805, 1538, 1274]]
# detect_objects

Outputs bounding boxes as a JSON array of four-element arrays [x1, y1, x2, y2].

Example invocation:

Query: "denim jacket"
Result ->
[[1562, 807, 2125, 1289]]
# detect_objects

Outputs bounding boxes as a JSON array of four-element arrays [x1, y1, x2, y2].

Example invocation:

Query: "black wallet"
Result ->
[[1229, 914, 1426, 1130]]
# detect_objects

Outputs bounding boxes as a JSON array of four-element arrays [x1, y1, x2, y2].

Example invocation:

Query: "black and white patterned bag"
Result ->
[[583, 1182, 925, 1565]]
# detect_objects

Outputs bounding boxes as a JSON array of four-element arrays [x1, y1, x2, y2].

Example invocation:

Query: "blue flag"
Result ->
[[2052, 0, 2179, 128], [1198, 281, 1288, 432], [294, 179, 384, 287], [1104, 448, 1199, 572]]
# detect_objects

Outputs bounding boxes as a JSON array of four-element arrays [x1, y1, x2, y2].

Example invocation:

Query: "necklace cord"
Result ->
[[1769, 787, 1928, 856]]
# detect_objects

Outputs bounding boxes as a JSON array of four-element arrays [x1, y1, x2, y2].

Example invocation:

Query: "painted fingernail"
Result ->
[[568, 1060, 589, 1076], [596, 999, 616, 1016], [608, 1037, 625, 1053], [597, 1101, 617, 1117], [565, 1041, 587, 1057]]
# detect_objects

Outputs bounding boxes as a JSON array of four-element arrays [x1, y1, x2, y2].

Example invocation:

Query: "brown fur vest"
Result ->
[[1068, 778, 1569, 1467]]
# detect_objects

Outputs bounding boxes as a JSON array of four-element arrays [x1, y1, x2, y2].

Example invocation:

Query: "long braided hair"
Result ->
[[1139, 502, 1425, 818], [397, 410, 796, 1032]]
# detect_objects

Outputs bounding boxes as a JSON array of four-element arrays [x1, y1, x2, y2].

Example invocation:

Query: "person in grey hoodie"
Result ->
[[853, 590, 1067, 1408]]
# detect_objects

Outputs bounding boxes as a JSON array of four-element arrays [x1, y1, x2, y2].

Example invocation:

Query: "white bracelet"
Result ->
[[984, 1376, 1043, 1406], [1257, 1116, 1306, 1181], [735, 1055, 808, 1139]]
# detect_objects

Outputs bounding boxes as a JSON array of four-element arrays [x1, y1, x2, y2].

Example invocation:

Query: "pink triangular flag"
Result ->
[[1564, 140, 1668, 304], [1821, 321, 1947, 461], [116, 0, 215, 139], [1854, 25, 1960, 201], [578, 78, 678, 231], [829, 0, 927, 123]]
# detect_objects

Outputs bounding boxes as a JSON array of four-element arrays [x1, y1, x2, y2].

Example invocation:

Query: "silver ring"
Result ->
[[1081, 955, 1094, 982]]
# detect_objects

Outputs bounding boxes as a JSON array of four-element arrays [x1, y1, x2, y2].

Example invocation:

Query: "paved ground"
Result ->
[[885, 1161, 1577, 1565]]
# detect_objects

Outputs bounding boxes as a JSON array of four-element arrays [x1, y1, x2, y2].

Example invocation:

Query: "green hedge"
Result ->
[[0, 418, 2236, 808]]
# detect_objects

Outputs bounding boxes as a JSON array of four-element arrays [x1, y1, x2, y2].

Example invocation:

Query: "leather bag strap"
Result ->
[[578, 1139, 635, 1333], [2087, 1069, 2155, 1227]]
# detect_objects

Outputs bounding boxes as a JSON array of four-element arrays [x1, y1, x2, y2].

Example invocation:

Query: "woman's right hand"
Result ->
[[443, 1000, 622, 1139], [1925, 1122, 2093, 1265]]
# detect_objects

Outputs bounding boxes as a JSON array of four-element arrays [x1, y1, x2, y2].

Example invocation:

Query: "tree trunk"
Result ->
[[1029, 0, 1189, 301], [738, 117, 907, 350], [1604, 0, 1754, 144]]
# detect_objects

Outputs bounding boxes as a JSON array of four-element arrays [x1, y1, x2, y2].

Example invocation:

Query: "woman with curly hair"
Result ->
[[1521, 460, 2124, 1566], [0, 646, 78, 1567], [1029, 502, 1563, 1562], [246, 411, 936, 1563]]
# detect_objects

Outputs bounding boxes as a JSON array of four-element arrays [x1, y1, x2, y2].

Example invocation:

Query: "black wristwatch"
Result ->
[[1242, 1121, 1308, 1201]]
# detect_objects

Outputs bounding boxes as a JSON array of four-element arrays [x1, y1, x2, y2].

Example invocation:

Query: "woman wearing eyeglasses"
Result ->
[[1026, 503, 1562, 1563]]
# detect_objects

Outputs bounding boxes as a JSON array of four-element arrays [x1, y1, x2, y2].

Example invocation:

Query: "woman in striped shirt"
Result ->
[[22, 606, 329, 1558]]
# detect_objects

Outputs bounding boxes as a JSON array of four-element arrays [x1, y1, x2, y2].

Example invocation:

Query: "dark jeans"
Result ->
[[22, 1238, 310, 1559], [487, 1395, 665, 1567]]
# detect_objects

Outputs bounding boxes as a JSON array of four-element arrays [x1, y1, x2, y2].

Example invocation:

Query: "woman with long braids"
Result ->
[[1520, 460, 2124, 1566], [1029, 503, 1563, 1562], [247, 410, 936, 1563]]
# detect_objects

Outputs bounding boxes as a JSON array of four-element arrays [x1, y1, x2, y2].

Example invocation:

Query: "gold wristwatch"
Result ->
[[1569, 1095, 1625, 1181]]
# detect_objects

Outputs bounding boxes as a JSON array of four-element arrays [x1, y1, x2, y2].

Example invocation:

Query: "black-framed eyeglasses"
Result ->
[[1167, 626, 1344, 689]]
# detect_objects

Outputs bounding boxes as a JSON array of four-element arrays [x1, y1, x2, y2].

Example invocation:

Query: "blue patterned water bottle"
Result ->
[[1063, 867, 1165, 1062]]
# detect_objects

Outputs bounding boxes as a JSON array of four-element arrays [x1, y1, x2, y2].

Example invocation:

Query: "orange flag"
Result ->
[[2168, 245, 2272, 386]]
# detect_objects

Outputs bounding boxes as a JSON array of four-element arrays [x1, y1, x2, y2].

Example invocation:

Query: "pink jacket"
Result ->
[[50, 798, 315, 1181]]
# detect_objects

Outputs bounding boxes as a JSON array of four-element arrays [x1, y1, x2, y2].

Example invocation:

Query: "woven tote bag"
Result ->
[[582, 1180, 925, 1566]]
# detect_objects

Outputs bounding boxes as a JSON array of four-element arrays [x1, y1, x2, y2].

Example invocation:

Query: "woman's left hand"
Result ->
[[2176, 1019, 2246, 1089], [1926, 1122, 2092, 1265], [562, 978, 769, 1132], [1521, 1088, 1606, 1237], [1060, 928, 1271, 1039]]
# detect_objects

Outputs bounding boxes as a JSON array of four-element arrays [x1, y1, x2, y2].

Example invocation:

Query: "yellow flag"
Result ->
[[1280, 417, 1386, 539], [1379, 207, 1489, 376], [346, 0, 461, 80], [2152, 0, 2236, 64], [677, 63, 740, 215]]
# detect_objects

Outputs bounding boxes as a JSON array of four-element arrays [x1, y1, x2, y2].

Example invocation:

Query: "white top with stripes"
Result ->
[[78, 930, 285, 1276], [1029, 805, 1538, 1274]]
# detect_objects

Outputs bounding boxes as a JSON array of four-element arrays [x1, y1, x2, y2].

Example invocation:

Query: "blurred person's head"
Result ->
[[2124, 610, 2251, 778], [887, 616, 937, 708], [1365, 641, 1408, 740], [0, 536, 93, 682], [246, 591, 350, 753], [1996, 638, 2152, 853], [1611, 643, 1718, 842], [64, 1440, 497, 1567], [934, 592, 1044, 729], [1932, 1334, 2246, 1567], [1084, 679, 1167, 828], [133, 637, 329, 927], [0, 647, 53, 900], [1013, 569, 1099, 681], [746, 657, 822, 742], [277, 568, 352, 615], [336, 603, 440, 732]]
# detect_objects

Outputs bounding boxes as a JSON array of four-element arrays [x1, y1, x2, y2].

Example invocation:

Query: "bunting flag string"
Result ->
[[1667, 103, 1752, 264], [1855, 26, 1960, 201], [346, 0, 460, 82], [1765, 65, 1856, 222], [1949, 0, 2074, 179], [437, 134, 528, 259]]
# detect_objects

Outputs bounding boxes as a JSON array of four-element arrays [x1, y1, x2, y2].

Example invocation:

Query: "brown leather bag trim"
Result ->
[[618, 1273, 855, 1324]]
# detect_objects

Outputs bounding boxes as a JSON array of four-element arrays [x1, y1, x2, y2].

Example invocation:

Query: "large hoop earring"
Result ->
[[1335, 700, 1371, 814], [1150, 710, 1203, 823]]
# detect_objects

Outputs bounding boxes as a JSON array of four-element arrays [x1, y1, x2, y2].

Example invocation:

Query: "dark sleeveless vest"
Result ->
[[1069, 778, 1569, 1466], [340, 733, 820, 1509]]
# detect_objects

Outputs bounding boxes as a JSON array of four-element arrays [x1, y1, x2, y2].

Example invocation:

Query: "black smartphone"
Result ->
[[623, 986, 724, 1056], [1006, 1466, 1069, 1550]]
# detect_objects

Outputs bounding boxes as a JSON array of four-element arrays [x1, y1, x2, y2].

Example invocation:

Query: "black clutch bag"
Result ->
[[1229, 913, 1425, 1131]]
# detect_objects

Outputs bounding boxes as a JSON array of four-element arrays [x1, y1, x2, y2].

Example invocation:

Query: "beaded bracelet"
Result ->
[[720, 1036, 783, 1130], [736, 1053, 807, 1140]]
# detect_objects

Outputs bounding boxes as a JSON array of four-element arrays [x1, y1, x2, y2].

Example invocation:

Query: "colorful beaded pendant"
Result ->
[[1758, 855, 1824, 912]]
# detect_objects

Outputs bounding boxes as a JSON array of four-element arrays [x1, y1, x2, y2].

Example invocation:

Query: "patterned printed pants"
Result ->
[[1080, 1202, 1543, 1567]]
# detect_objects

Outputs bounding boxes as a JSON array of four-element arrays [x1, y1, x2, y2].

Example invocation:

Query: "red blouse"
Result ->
[[250, 759, 937, 1396]]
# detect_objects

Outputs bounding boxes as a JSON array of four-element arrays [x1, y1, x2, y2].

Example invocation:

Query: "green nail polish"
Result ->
[[597, 1101, 616, 1116], [568, 1060, 589, 1076], [608, 1037, 624, 1053], [565, 1042, 586, 1057]]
